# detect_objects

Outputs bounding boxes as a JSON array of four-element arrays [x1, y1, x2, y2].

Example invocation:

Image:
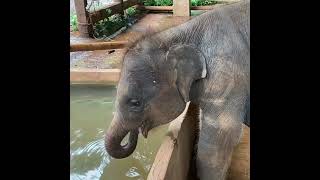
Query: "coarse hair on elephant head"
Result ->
[[104, 34, 207, 159]]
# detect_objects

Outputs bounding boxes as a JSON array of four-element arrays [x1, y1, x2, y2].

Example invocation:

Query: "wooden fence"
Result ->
[[73, 0, 219, 37]]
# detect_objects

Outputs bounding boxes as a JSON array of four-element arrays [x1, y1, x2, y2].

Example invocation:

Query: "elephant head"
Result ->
[[105, 37, 207, 159]]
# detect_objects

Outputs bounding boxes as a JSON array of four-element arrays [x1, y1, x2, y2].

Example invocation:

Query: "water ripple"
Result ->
[[126, 167, 140, 178], [70, 137, 111, 180], [71, 138, 106, 157]]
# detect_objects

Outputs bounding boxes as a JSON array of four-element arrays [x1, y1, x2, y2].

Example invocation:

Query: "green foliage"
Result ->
[[70, 14, 78, 31], [142, 0, 173, 6], [94, 14, 125, 38], [93, 7, 140, 38], [105, 8, 112, 14], [126, 7, 137, 17], [191, 0, 218, 6]]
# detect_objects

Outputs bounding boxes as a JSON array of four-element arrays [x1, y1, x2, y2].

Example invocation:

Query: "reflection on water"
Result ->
[[70, 85, 168, 180]]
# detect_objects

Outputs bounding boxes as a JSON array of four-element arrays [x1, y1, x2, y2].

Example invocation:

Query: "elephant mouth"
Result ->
[[139, 120, 151, 138]]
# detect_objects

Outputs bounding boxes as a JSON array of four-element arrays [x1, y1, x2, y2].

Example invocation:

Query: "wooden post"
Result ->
[[74, 0, 94, 37], [173, 0, 191, 16]]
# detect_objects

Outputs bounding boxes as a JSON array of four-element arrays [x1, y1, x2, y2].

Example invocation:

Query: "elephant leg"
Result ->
[[196, 108, 244, 180]]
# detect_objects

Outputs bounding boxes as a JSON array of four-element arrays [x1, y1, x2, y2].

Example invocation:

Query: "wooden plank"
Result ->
[[140, 6, 173, 11], [148, 102, 198, 180], [74, 0, 94, 37], [114, 0, 124, 16], [70, 41, 128, 52], [191, 5, 216, 10], [89, 0, 139, 23], [148, 136, 175, 180]]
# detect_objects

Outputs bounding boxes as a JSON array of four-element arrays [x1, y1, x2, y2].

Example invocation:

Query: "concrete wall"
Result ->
[[70, 68, 120, 85]]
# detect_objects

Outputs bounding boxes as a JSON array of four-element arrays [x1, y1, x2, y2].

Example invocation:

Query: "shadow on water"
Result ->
[[70, 85, 168, 180]]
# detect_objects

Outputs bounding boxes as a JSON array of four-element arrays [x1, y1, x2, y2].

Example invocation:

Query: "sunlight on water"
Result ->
[[70, 85, 168, 180]]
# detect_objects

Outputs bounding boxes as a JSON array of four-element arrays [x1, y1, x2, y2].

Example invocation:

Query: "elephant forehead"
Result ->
[[121, 65, 158, 88], [117, 73, 158, 100], [126, 69, 154, 82]]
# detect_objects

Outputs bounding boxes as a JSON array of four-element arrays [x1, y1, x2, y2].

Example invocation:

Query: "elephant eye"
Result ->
[[128, 99, 141, 108]]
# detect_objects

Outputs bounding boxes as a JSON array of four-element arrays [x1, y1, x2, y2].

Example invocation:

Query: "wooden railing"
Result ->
[[88, 0, 140, 23], [147, 102, 199, 180], [73, 0, 225, 37], [74, 0, 140, 37], [70, 41, 128, 52]]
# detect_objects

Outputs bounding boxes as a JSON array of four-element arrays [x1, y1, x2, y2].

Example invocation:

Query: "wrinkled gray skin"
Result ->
[[105, 0, 249, 179]]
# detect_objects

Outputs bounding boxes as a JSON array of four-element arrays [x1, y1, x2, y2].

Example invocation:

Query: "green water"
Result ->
[[70, 85, 168, 180]]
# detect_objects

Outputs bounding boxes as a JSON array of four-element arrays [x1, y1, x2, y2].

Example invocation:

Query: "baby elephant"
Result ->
[[105, 0, 250, 179]]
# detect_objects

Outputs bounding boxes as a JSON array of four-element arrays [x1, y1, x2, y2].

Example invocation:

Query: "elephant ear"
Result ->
[[166, 44, 207, 102]]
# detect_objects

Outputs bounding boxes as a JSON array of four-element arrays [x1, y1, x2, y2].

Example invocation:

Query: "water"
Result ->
[[70, 85, 168, 180]]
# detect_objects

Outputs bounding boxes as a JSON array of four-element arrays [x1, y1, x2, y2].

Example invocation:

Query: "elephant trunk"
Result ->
[[105, 118, 139, 159]]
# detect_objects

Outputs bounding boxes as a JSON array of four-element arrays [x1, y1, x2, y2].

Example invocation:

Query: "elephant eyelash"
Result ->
[[128, 106, 143, 113]]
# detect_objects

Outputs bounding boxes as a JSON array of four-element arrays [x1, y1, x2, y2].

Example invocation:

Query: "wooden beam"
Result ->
[[114, 0, 124, 16], [70, 41, 128, 52], [139, 5, 217, 12], [89, 0, 139, 24], [191, 5, 216, 10], [74, 0, 93, 37], [140, 6, 173, 11]]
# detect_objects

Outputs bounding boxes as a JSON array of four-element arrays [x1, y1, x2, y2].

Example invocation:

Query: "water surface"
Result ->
[[70, 85, 168, 180]]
